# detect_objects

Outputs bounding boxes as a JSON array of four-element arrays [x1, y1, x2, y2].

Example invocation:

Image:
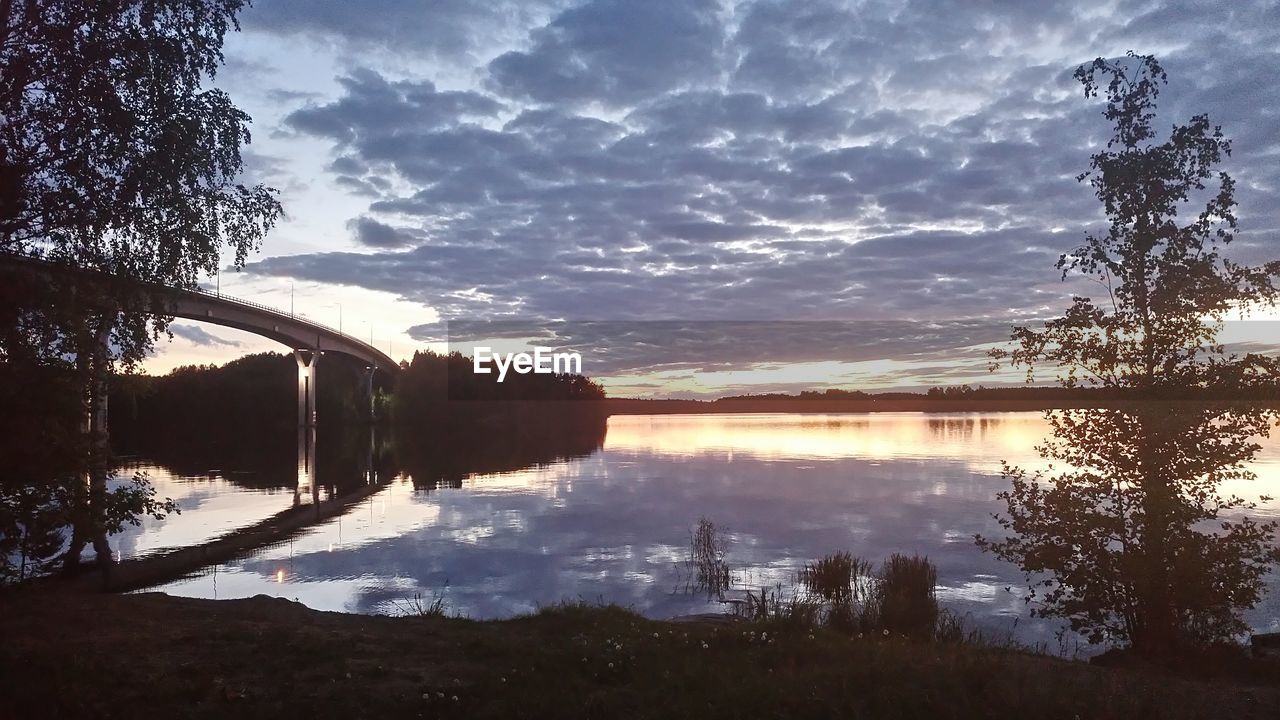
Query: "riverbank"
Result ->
[[3, 591, 1277, 719]]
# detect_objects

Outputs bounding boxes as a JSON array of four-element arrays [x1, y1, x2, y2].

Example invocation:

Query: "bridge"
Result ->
[[0, 252, 401, 426]]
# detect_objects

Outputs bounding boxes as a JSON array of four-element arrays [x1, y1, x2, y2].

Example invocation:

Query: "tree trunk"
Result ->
[[1135, 413, 1178, 656], [62, 311, 115, 575]]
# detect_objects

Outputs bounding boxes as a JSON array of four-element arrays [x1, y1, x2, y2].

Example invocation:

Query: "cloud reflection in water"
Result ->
[[142, 412, 1280, 648]]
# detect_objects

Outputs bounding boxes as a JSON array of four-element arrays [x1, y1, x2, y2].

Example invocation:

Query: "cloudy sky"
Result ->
[[151, 0, 1280, 396]]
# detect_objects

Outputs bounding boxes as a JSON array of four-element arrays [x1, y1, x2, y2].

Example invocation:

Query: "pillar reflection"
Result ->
[[295, 425, 317, 506]]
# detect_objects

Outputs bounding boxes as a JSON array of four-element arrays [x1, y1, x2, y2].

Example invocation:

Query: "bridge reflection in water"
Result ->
[[83, 404, 608, 592], [80, 426, 391, 592], [297, 426, 316, 506], [294, 425, 381, 507]]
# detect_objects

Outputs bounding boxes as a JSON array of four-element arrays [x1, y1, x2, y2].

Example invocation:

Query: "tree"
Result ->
[[0, 0, 281, 578], [978, 52, 1280, 654]]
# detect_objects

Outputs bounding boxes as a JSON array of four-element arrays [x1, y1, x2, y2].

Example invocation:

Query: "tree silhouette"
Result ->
[[979, 53, 1280, 654], [0, 1, 280, 575]]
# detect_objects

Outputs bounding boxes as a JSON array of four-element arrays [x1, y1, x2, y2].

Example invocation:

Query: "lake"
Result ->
[[113, 412, 1280, 650]]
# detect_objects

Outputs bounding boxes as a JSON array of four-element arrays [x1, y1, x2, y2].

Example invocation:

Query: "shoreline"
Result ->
[[4, 590, 1279, 718]]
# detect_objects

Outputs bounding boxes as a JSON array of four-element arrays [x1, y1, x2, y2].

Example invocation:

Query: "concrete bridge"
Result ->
[[0, 251, 401, 426]]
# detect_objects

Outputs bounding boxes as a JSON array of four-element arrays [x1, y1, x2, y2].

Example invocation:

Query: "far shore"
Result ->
[[604, 396, 1280, 415]]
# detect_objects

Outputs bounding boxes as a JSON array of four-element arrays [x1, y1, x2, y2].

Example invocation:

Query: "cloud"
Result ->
[[235, 0, 1280, 348], [169, 324, 244, 348], [284, 68, 505, 145], [436, 319, 1023, 376], [241, 0, 570, 62], [488, 0, 726, 107], [347, 216, 420, 249]]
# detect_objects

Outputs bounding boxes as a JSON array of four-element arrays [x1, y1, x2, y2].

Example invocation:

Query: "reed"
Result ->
[[877, 553, 939, 640], [688, 516, 732, 597]]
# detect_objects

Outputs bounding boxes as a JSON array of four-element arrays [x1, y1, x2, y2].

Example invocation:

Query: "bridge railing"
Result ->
[[187, 285, 371, 346]]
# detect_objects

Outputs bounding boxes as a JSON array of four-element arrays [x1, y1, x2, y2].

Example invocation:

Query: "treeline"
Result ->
[[108, 352, 377, 457], [715, 382, 1280, 403], [391, 351, 608, 490], [393, 350, 605, 411], [715, 388, 870, 402], [107, 349, 609, 493]]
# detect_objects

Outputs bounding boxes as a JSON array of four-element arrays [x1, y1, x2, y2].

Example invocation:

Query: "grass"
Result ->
[[735, 584, 824, 627], [800, 550, 873, 605], [878, 553, 939, 640], [788, 551, 946, 641], [686, 516, 732, 597], [393, 589, 449, 618], [3, 590, 1277, 719]]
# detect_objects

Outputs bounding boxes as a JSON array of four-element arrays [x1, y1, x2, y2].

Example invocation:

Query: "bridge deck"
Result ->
[[1, 252, 400, 372]]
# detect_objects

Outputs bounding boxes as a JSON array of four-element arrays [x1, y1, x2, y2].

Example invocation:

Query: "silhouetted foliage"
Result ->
[[105, 349, 607, 497], [390, 351, 607, 491], [716, 388, 871, 402], [0, 0, 280, 575], [110, 352, 378, 444], [980, 53, 1280, 655], [749, 552, 941, 641], [877, 553, 939, 641]]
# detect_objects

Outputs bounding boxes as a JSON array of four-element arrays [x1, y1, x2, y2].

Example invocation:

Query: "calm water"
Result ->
[[115, 412, 1280, 648]]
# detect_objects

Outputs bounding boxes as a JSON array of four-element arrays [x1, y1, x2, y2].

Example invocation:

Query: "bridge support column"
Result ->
[[295, 349, 317, 427]]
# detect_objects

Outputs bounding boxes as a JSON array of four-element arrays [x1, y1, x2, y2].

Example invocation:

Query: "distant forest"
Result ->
[[111, 349, 607, 438], [108, 350, 610, 488], [716, 383, 1280, 403], [110, 357, 1280, 443], [106, 352, 1280, 482], [606, 380, 1280, 415]]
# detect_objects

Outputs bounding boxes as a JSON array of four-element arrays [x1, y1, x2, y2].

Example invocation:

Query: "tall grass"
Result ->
[[799, 551, 877, 633], [747, 551, 947, 642], [878, 553, 938, 640], [800, 551, 874, 605], [735, 584, 824, 627], [687, 516, 732, 598]]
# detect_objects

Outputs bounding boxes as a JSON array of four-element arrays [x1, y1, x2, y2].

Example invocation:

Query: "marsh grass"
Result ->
[[878, 553, 939, 640], [746, 551, 952, 642], [799, 551, 873, 605], [736, 584, 824, 627], [685, 516, 732, 598]]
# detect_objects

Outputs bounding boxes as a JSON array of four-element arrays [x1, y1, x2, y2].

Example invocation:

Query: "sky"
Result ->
[[148, 0, 1280, 397]]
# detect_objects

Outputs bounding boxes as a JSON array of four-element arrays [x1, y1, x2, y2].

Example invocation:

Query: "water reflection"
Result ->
[[296, 427, 316, 505], [120, 412, 1280, 648]]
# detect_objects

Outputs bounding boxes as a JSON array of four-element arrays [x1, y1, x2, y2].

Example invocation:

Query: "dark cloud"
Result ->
[[347, 216, 420, 249], [284, 68, 504, 145], [242, 0, 569, 60], [169, 324, 243, 348], [488, 0, 725, 107]]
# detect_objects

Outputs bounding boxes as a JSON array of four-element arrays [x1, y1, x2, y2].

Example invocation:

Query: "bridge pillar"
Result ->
[[295, 349, 317, 427]]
